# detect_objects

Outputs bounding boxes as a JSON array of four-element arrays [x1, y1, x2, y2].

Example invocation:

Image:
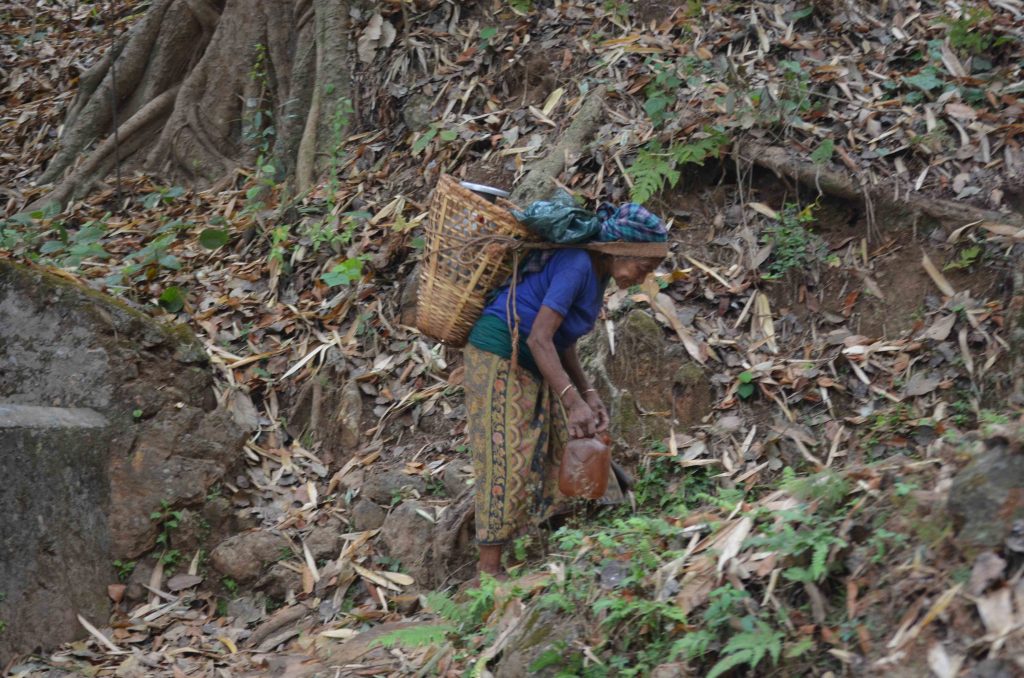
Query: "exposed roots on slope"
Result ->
[[741, 141, 1024, 232], [34, 0, 350, 210]]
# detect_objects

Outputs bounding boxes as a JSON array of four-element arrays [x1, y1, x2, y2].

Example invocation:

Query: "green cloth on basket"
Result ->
[[467, 314, 541, 377]]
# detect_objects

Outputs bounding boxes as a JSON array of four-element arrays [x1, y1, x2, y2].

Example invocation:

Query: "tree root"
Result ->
[[1011, 264, 1024, 406], [510, 86, 607, 206], [432, 492, 476, 586], [37, 0, 188, 186], [740, 141, 1024, 230], [31, 86, 180, 211], [35, 0, 353, 209]]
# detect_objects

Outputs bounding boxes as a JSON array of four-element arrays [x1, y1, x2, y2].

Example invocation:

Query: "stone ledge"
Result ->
[[0, 403, 108, 429]]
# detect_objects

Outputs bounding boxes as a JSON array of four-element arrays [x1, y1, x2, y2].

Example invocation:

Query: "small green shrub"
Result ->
[[759, 204, 833, 279], [627, 128, 728, 204]]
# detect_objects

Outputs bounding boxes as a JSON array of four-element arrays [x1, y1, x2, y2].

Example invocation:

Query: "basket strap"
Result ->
[[444, 234, 669, 262]]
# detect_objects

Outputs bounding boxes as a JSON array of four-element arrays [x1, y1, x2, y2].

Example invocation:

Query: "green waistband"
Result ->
[[467, 314, 541, 376]]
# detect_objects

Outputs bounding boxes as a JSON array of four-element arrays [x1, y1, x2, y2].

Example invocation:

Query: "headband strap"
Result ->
[[578, 241, 670, 258]]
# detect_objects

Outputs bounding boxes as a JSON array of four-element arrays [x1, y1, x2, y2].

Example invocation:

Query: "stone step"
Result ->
[[0, 404, 113, 664]]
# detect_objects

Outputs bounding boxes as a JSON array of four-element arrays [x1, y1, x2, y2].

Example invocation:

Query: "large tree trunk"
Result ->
[[33, 0, 353, 209]]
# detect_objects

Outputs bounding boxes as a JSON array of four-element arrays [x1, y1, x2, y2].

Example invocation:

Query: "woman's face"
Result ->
[[609, 257, 661, 289]]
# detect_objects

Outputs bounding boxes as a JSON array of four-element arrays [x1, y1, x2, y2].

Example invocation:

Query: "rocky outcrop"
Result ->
[[579, 310, 713, 453], [0, 405, 113, 663], [0, 259, 251, 558], [380, 500, 438, 588], [210, 530, 292, 584], [948, 427, 1024, 553]]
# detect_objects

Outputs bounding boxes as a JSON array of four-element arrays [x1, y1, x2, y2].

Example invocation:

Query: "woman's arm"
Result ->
[[560, 345, 609, 432], [559, 344, 591, 393], [527, 306, 597, 438]]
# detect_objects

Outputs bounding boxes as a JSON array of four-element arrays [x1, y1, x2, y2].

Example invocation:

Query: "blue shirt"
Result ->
[[481, 249, 604, 351]]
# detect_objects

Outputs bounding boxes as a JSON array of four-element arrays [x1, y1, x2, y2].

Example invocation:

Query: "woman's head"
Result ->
[[609, 255, 662, 289]]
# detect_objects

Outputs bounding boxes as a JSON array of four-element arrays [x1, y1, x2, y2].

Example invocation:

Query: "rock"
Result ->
[[398, 265, 420, 329], [948, 434, 1024, 552], [258, 563, 303, 600], [442, 461, 474, 498], [211, 531, 292, 583], [0, 405, 113, 662], [379, 500, 436, 587], [226, 595, 265, 628], [124, 558, 155, 603], [579, 310, 712, 451], [351, 498, 387, 531], [967, 658, 1019, 678], [304, 519, 344, 560], [493, 606, 587, 678], [0, 260, 252, 559], [401, 93, 434, 132], [286, 351, 363, 464], [650, 664, 693, 678], [318, 621, 438, 667], [361, 469, 426, 504]]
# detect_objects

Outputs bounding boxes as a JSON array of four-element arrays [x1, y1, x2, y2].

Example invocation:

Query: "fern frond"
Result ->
[[371, 623, 454, 649], [627, 143, 678, 204], [706, 648, 755, 678], [423, 591, 465, 624], [810, 540, 830, 580]]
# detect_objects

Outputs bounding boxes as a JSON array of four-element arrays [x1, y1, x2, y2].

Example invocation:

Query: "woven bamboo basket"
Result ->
[[415, 175, 534, 347]]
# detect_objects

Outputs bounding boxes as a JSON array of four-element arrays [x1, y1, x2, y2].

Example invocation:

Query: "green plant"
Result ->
[[938, 7, 1016, 56], [222, 577, 238, 594], [704, 616, 784, 678], [372, 576, 500, 650], [322, 256, 366, 287], [776, 60, 812, 116], [38, 217, 110, 268], [140, 185, 185, 209], [944, 245, 981, 271], [160, 549, 182, 568], [512, 534, 533, 561], [867, 528, 908, 563], [508, 0, 533, 14], [760, 203, 831, 279], [627, 128, 728, 204], [747, 507, 846, 583], [150, 500, 183, 550], [411, 122, 459, 156], [643, 58, 682, 127], [113, 559, 136, 581], [737, 370, 756, 399]]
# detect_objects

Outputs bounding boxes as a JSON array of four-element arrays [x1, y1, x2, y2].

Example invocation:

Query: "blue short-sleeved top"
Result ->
[[480, 249, 603, 351]]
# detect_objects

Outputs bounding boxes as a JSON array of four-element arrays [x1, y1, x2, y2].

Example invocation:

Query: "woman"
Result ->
[[463, 214, 669, 578]]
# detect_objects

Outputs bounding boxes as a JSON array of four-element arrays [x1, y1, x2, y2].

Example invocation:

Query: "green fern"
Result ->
[[371, 623, 454, 649], [628, 141, 679, 205], [627, 129, 728, 204], [706, 618, 783, 678], [423, 591, 466, 624]]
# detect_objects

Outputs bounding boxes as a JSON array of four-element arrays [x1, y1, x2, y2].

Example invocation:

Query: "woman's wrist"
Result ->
[[561, 386, 584, 407]]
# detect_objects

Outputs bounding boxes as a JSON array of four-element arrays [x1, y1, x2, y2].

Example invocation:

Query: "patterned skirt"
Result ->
[[463, 345, 571, 544]]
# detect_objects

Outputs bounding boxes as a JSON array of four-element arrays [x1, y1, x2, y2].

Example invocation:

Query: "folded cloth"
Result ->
[[511, 190, 602, 244], [506, 196, 667, 282], [596, 203, 667, 242]]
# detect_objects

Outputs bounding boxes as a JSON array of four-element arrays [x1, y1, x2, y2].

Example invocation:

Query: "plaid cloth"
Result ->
[[595, 203, 668, 242]]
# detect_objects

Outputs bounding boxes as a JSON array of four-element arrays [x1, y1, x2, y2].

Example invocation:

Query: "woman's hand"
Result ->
[[566, 398, 597, 439], [584, 390, 609, 432]]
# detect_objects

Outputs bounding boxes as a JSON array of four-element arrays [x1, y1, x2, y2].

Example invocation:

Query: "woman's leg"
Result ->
[[463, 346, 546, 577], [478, 544, 504, 576]]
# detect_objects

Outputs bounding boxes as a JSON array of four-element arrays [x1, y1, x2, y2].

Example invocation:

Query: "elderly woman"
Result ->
[[463, 213, 669, 577]]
